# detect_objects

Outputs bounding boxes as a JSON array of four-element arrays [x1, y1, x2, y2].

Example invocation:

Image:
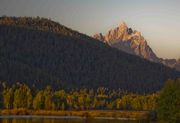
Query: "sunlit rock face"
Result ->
[[93, 22, 180, 71], [94, 22, 158, 62]]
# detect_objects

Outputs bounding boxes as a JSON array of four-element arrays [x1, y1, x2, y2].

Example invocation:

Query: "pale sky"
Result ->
[[0, 0, 180, 59]]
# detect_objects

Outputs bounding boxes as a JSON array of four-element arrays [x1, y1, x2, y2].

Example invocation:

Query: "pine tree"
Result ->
[[157, 79, 180, 121]]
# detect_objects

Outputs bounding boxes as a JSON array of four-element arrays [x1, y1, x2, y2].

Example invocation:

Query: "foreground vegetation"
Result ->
[[156, 79, 180, 122], [0, 79, 180, 122], [0, 109, 148, 120], [0, 82, 158, 111]]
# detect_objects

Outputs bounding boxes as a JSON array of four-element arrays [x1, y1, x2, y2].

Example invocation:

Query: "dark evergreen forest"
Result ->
[[0, 17, 179, 93]]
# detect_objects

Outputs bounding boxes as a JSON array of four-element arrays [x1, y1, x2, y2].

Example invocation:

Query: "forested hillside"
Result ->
[[0, 17, 179, 93], [0, 16, 90, 40]]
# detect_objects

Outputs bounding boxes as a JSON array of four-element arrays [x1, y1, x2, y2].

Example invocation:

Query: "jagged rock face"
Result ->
[[161, 59, 177, 67], [93, 22, 159, 62], [93, 22, 180, 71], [104, 22, 129, 43], [159, 58, 179, 70]]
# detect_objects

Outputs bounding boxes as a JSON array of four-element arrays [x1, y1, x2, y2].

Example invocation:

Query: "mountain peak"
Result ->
[[93, 22, 180, 71], [94, 22, 159, 62], [118, 22, 128, 35], [119, 21, 128, 29]]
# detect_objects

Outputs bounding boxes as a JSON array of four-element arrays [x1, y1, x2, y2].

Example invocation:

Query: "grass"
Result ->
[[0, 109, 149, 119]]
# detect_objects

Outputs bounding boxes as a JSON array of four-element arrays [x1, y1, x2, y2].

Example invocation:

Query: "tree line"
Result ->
[[0, 81, 158, 111], [0, 79, 180, 122]]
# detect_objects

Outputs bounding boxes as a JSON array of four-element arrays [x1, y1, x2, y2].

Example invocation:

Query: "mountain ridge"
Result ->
[[0, 16, 179, 93], [93, 22, 180, 71]]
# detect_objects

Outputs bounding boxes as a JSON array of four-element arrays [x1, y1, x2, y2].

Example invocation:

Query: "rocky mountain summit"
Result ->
[[93, 22, 180, 71]]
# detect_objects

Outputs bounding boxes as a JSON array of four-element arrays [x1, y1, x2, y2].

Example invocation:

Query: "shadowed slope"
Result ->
[[0, 17, 179, 93]]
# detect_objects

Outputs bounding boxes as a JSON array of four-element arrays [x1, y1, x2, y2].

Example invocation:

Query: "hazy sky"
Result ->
[[0, 0, 180, 59]]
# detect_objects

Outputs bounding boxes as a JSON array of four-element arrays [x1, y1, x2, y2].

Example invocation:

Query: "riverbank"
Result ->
[[0, 109, 149, 120]]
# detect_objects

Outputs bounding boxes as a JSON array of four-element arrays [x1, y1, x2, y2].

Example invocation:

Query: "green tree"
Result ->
[[66, 95, 74, 110], [53, 90, 66, 110], [0, 82, 3, 108], [33, 90, 45, 110], [3, 88, 14, 109], [120, 95, 133, 110], [44, 86, 54, 110], [157, 79, 180, 121], [13, 84, 33, 109], [145, 94, 158, 111], [85, 94, 91, 109], [132, 96, 143, 110]]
